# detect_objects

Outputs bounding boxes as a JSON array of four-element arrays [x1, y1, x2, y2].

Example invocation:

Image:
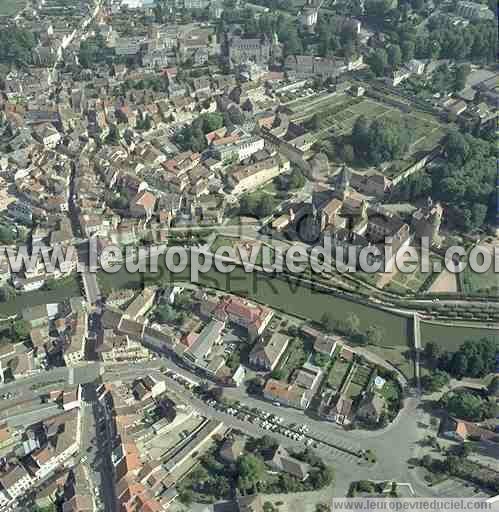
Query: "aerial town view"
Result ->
[[0, 0, 497, 510]]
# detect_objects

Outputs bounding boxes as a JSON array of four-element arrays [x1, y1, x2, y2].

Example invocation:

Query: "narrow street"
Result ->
[[81, 383, 117, 512]]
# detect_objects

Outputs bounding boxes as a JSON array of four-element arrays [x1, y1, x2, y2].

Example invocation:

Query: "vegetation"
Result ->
[[175, 113, 224, 152], [421, 370, 450, 393], [239, 194, 276, 219], [0, 27, 36, 65], [440, 390, 497, 422], [420, 455, 499, 493], [432, 131, 495, 230], [437, 337, 498, 378], [351, 115, 412, 165]]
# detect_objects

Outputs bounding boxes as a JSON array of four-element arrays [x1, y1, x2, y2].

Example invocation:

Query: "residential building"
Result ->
[[249, 331, 290, 371], [0, 464, 34, 505], [266, 445, 311, 481], [213, 296, 273, 341], [227, 153, 289, 196], [263, 379, 311, 410]]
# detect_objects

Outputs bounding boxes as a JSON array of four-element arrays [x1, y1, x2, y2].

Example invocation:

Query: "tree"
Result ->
[[343, 313, 361, 337], [488, 376, 499, 397], [314, 353, 329, 367], [443, 391, 486, 421], [309, 114, 321, 132], [365, 325, 384, 346], [367, 49, 388, 77], [263, 502, 278, 512], [401, 40, 415, 61], [257, 196, 275, 218], [271, 368, 285, 380], [351, 115, 370, 160], [454, 64, 470, 92], [13, 320, 30, 341], [340, 144, 355, 164], [440, 338, 498, 378], [0, 226, 14, 244], [424, 341, 440, 362], [237, 454, 265, 491], [387, 44, 402, 69], [0, 287, 12, 303], [289, 168, 306, 190], [421, 370, 450, 393], [178, 488, 194, 506], [321, 312, 337, 333], [154, 304, 177, 323]]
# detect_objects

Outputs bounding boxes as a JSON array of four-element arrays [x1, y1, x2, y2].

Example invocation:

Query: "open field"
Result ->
[[366, 345, 415, 380], [429, 270, 458, 293], [0, 0, 25, 15], [462, 242, 498, 295]]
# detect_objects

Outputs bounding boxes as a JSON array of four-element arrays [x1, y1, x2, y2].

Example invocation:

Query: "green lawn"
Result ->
[[327, 358, 351, 390], [462, 264, 498, 296], [366, 345, 415, 381], [277, 338, 310, 381]]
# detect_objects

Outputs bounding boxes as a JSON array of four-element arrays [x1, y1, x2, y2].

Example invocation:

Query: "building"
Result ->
[[411, 198, 443, 246], [263, 379, 311, 410], [219, 436, 245, 464], [0, 464, 34, 506], [456, 1, 494, 20], [64, 311, 88, 367], [212, 296, 273, 341], [227, 154, 289, 196], [211, 134, 265, 163], [285, 54, 363, 79], [266, 445, 311, 481], [356, 394, 386, 423], [440, 417, 499, 443], [228, 34, 271, 67], [249, 331, 290, 371]]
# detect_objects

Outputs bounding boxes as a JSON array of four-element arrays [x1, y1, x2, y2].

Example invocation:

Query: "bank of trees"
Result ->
[[351, 116, 412, 165], [441, 391, 497, 422], [431, 131, 495, 230], [175, 113, 224, 152], [425, 337, 498, 379], [0, 28, 36, 65], [239, 194, 276, 219]]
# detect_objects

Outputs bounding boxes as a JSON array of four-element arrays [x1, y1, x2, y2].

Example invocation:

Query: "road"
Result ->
[[80, 383, 116, 512]]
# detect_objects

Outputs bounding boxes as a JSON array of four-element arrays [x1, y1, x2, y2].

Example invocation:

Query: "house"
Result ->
[[357, 394, 386, 423], [219, 436, 245, 464], [0, 464, 34, 506], [249, 331, 290, 371], [123, 288, 156, 320], [263, 379, 311, 410], [227, 154, 288, 196], [213, 296, 273, 341], [129, 190, 157, 220], [313, 335, 337, 356], [64, 311, 88, 367], [32, 123, 61, 149], [332, 394, 354, 425], [228, 34, 271, 67], [237, 494, 263, 512], [440, 417, 499, 443], [266, 445, 311, 481]]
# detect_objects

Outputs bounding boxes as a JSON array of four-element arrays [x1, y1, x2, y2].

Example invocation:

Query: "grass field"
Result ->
[[327, 358, 351, 390], [462, 245, 498, 295], [366, 345, 415, 381], [0, 0, 25, 15]]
